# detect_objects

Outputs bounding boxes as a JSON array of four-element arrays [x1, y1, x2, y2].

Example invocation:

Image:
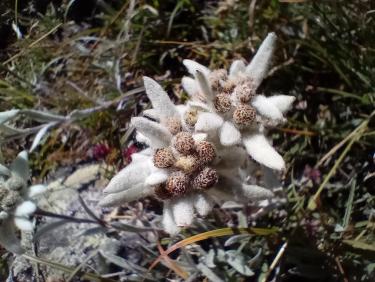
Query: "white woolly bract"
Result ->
[[28, 184, 47, 198], [143, 77, 179, 118], [14, 218, 34, 231], [245, 32, 277, 89], [183, 59, 211, 77], [145, 170, 169, 186], [132, 117, 172, 148], [99, 184, 153, 207], [220, 121, 241, 146], [195, 112, 223, 132], [266, 95, 295, 113], [143, 109, 160, 120], [0, 164, 10, 176], [187, 101, 211, 112], [239, 184, 274, 200], [182, 76, 199, 97], [131, 149, 153, 163], [11, 150, 29, 181], [176, 104, 187, 116], [15, 201, 36, 216], [135, 132, 151, 146], [172, 196, 194, 227], [193, 193, 213, 216], [192, 133, 207, 142], [243, 133, 285, 171], [229, 60, 246, 77], [162, 201, 180, 235], [103, 161, 150, 193], [252, 95, 284, 121], [195, 70, 214, 103]]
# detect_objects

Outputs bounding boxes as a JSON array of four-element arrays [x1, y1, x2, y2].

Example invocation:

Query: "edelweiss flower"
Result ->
[[0, 151, 46, 254], [181, 32, 295, 171], [100, 78, 275, 235]]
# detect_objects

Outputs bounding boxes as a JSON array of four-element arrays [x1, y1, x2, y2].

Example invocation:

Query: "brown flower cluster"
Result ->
[[152, 132, 218, 200], [209, 69, 258, 127]]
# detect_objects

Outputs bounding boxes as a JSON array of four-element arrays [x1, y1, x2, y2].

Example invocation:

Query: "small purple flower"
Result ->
[[91, 144, 111, 160], [122, 144, 139, 163], [303, 165, 321, 185]]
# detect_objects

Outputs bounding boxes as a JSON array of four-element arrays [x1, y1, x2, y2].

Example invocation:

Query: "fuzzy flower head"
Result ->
[[0, 151, 46, 254], [100, 123, 220, 234], [182, 32, 296, 171]]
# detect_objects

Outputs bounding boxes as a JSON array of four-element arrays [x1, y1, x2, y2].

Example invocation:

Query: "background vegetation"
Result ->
[[0, 0, 374, 281]]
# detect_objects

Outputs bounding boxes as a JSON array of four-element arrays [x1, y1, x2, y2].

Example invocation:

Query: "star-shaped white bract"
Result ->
[[181, 32, 295, 171], [0, 151, 46, 254], [99, 141, 218, 235], [100, 78, 275, 235]]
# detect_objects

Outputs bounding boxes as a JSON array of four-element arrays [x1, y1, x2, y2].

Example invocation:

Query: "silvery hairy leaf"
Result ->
[[30, 122, 57, 152], [0, 110, 20, 124], [20, 109, 66, 122]]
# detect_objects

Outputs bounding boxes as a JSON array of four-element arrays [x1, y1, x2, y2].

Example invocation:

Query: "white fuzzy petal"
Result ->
[[239, 184, 274, 200], [192, 193, 213, 216], [99, 184, 153, 207], [192, 133, 207, 142], [0, 164, 11, 176], [252, 95, 284, 121], [195, 112, 224, 132], [229, 60, 246, 77], [145, 170, 169, 186], [15, 201, 36, 216], [137, 148, 153, 156], [28, 184, 47, 198], [182, 76, 199, 97], [183, 59, 211, 77], [245, 32, 277, 88], [11, 150, 29, 181], [219, 121, 241, 146], [266, 95, 295, 113], [135, 132, 149, 146], [176, 104, 187, 116], [243, 133, 285, 170], [132, 117, 172, 148], [143, 77, 179, 118], [103, 161, 151, 193], [172, 196, 195, 227], [162, 201, 180, 235], [195, 70, 215, 103], [187, 101, 211, 112], [143, 109, 160, 120], [131, 149, 153, 163], [14, 218, 34, 231]]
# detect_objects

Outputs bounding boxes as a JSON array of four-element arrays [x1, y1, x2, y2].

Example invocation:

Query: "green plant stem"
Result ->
[[308, 116, 370, 210]]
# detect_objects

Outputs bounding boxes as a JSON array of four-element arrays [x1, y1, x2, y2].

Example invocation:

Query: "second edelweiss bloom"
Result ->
[[181, 32, 295, 171], [0, 151, 46, 254]]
